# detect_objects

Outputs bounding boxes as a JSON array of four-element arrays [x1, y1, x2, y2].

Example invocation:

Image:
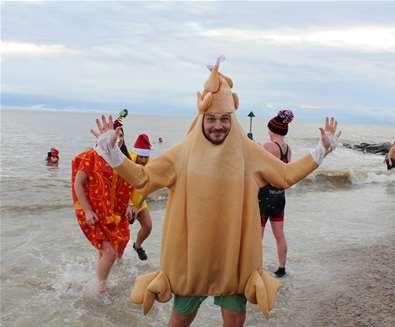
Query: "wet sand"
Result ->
[[241, 238, 395, 327], [311, 240, 394, 327]]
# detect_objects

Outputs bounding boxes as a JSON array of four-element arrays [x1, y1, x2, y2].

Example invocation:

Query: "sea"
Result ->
[[1, 109, 394, 326]]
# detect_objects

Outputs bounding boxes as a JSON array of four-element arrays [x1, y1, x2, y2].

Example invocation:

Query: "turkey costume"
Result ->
[[96, 60, 322, 316]]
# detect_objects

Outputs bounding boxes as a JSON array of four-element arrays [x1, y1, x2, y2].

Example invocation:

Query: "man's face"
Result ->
[[202, 112, 232, 145], [136, 155, 149, 166]]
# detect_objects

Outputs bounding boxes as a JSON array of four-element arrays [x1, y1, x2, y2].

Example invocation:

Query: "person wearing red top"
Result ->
[[72, 118, 132, 295], [46, 147, 59, 166]]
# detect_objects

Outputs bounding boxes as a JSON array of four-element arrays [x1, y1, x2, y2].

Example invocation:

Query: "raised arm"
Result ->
[[90, 115, 176, 196], [115, 151, 177, 196], [253, 117, 341, 188], [252, 148, 315, 189]]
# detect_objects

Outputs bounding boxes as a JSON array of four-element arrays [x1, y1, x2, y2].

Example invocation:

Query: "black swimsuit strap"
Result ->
[[273, 142, 289, 163]]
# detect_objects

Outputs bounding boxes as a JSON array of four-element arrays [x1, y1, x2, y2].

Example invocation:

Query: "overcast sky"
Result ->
[[2, 1, 395, 124]]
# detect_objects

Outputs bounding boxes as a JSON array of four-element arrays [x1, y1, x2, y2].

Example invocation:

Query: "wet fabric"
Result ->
[[258, 142, 289, 225], [258, 186, 286, 225], [71, 149, 132, 255], [174, 294, 247, 315], [273, 142, 289, 164]]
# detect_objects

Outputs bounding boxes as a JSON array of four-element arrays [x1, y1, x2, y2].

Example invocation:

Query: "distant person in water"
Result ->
[[158, 137, 163, 144], [384, 142, 395, 170], [72, 117, 132, 295], [127, 133, 153, 261], [258, 110, 294, 278], [46, 148, 59, 166]]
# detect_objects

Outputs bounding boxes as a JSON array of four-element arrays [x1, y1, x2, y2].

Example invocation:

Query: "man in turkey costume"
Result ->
[[91, 57, 341, 327]]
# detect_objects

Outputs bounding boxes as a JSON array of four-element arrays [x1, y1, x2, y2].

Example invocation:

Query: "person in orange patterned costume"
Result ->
[[72, 117, 133, 295]]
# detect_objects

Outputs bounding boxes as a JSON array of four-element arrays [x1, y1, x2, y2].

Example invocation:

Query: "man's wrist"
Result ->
[[310, 142, 326, 166]]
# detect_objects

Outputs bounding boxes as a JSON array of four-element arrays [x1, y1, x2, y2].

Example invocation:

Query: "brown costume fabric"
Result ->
[[113, 63, 318, 316]]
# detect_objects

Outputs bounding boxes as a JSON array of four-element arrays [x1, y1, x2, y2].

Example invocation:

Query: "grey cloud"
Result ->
[[2, 1, 395, 123]]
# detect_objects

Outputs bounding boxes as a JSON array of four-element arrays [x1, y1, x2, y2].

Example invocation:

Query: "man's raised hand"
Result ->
[[319, 117, 342, 154], [91, 115, 125, 168], [90, 115, 121, 149]]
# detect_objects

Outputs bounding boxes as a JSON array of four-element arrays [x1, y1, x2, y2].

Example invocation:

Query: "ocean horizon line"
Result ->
[[2, 106, 395, 126]]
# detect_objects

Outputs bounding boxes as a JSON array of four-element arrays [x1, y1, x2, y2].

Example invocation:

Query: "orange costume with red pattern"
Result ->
[[71, 149, 132, 255]]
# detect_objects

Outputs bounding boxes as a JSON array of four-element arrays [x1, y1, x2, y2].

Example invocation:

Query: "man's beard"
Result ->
[[202, 127, 230, 145]]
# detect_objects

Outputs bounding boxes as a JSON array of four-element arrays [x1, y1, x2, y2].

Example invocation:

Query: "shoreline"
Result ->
[[245, 236, 395, 327], [311, 239, 395, 327]]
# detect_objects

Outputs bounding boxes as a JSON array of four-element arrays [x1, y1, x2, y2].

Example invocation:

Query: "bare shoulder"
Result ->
[[263, 142, 280, 157]]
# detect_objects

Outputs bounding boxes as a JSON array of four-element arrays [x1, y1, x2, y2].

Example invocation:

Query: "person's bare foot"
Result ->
[[116, 252, 124, 264], [97, 280, 107, 296]]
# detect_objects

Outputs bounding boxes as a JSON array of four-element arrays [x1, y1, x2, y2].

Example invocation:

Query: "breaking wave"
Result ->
[[298, 169, 395, 189], [1, 169, 393, 216]]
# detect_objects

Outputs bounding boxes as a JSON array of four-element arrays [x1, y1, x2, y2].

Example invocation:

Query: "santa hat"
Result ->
[[267, 110, 294, 136], [50, 148, 59, 156], [134, 133, 152, 157]]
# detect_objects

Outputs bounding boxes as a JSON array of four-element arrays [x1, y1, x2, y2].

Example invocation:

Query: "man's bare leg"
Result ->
[[221, 307, 246, 327], [135, 208, 152, 248], [270, 221, 287, 268], [96, 241, 117, 294], [167, 310, 198, 327]]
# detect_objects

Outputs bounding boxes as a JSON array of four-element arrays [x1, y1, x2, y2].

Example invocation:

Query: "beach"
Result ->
[[1, 110, 394, 326]]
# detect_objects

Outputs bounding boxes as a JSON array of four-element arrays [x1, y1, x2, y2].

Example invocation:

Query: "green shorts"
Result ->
[[173, 294, 247, 315]]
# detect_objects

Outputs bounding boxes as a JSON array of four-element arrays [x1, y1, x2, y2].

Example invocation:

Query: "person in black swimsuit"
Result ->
[[258, 110, 293, 278]]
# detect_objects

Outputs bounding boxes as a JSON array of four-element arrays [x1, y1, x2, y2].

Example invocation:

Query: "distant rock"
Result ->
[[342, 142, 392, 155]]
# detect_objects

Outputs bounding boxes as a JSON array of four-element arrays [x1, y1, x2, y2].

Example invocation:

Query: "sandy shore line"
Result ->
[[310, 239, 394, 327], [246, 235, 395, 327]]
